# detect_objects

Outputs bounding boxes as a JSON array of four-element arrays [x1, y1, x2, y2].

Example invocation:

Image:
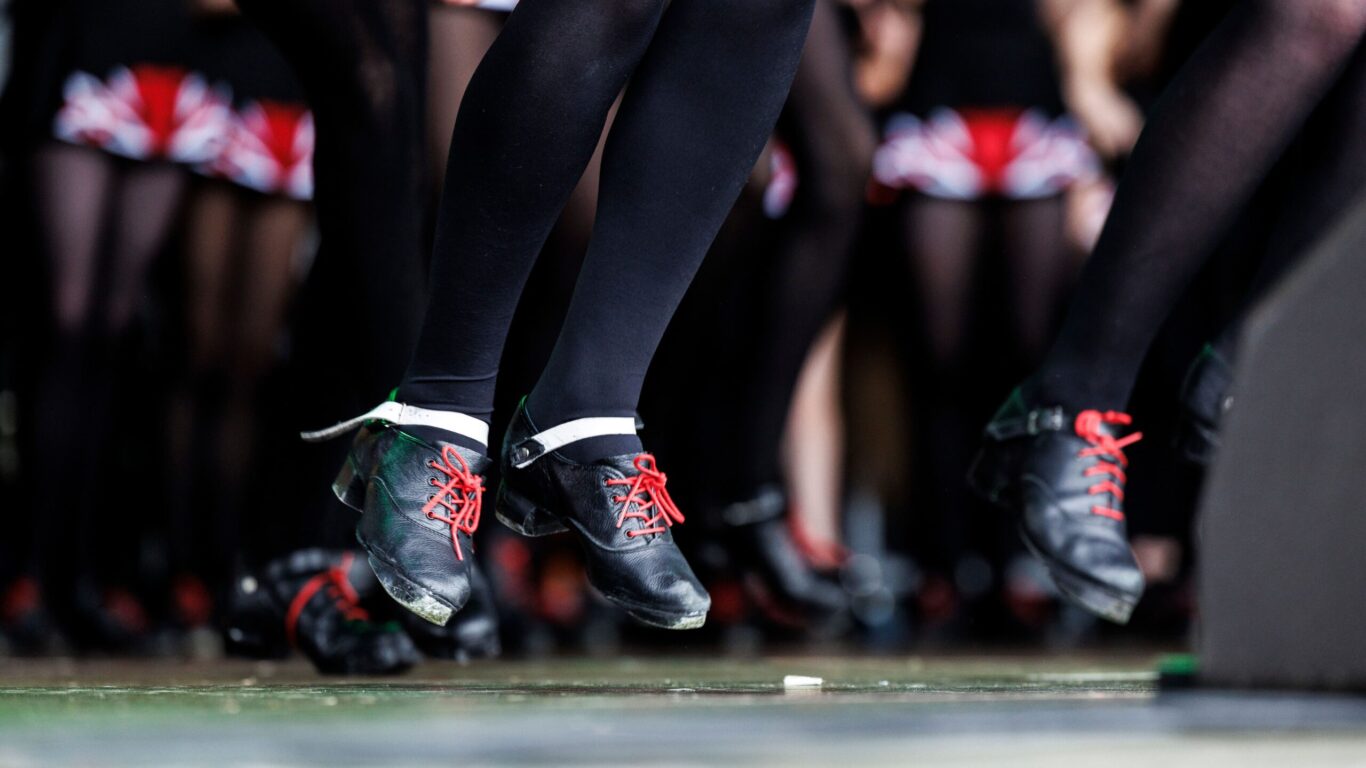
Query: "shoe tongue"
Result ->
[[599, 452, 648, 472], [602, 454, 679, 539], [438, 442, 494, 475]]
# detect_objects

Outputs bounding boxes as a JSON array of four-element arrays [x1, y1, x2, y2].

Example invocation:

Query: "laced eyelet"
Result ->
[[1074, 410, 1142, 522], [603, 454, 685, 539], [420, 445, 485, 561]]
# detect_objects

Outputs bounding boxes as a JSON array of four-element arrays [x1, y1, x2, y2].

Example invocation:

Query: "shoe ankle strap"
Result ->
[[301, 401, 490, 447], [509, 416, 637, 468], [985, 406, 1068, 441]]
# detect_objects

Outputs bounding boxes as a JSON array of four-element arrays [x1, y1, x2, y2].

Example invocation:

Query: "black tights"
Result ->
[[236, 0, 429, 552], [166, 182, 309, 599], [1033, 0, 1366, 411], [719, 0, 874, 498], [29, 144, 186, 608], [907, 195, 1075, 574], [400, 0, 817, 459], [237, 0, 428, 407], [1210, 40, 1366, 363]]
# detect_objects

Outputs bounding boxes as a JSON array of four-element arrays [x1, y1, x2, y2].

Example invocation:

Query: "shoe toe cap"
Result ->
[[1063, 537, 1145, 596]]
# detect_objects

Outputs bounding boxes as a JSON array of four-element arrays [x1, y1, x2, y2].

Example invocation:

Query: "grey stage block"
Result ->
[[1198, 194, 1366, 690]]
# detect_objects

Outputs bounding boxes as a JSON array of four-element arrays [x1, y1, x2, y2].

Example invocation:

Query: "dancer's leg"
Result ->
[[398, 0, 671, 418], [524, 0, 818, 460], [236, 0, 431, 558], [1032, 0, 1366, 411], [1178, 40, 1366, 461], [904, 196, 981, 584], [103, 161, 187, 331], [722, 0, 874, 497], [31, 144, 114, 335], [1213, 40, 1366, 362], [972, 1, 1366, 625], [425, 5, 502, 198], [29, 144, 115, 612], [1001, 197, 1072, 363], [237, 0, 430, 404]]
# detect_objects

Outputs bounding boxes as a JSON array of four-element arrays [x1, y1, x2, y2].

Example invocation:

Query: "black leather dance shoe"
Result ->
[[1175, 345, 1235, 466], [224, 549, 420, 675], [969, 388, 1146, 624], [304, 402, 492, 626], [0, 578, 65, 656], [715, 486, 846, 625], [496, 399, 710, 630], [399, 561, 501, 662]]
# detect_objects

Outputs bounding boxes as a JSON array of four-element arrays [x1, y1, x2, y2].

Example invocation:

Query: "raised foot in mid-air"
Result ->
[[303, 401, 492, 626], [497, 398, 710, 630], [969, 388, 1146, 624]]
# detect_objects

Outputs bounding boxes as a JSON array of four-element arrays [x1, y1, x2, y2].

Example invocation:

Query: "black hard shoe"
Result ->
[[715, 486, 847, 626], [969, 389, 1146, 624], [1175, 345, 1235, 466], [67, 579, 151, 654], [496, 399, 710, 630], [1, 578, 67, 656], [224, 549, 420, 675], [304, 402, 492, 626], [399, 561, 501, 662]]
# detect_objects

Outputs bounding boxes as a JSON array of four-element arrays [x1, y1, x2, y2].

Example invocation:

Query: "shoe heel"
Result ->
[[495, 483, 568, 537], [331, 457, 366, 512]]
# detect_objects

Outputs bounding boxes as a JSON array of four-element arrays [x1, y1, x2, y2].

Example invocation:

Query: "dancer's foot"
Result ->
[[497, 399, 709, 630], [304, 402, 491, 626], [223, 549, 420, 675], [969, 388, 1146, 624], [0, 578, 65, 656], [714, 486, 846, 626]]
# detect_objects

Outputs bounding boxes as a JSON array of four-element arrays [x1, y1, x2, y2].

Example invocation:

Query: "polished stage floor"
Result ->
[[1, 653, 1364, 766]]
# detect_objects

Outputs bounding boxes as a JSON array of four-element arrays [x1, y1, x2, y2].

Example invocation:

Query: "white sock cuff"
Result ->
[[300, 401, 490, 446]]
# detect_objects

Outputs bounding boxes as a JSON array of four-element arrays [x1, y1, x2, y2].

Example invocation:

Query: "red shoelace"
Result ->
[[1074, 410, 1143, 521], [423, 445, 485, 561], [605, 454, 686, 538], [285, 553, 369, 648]]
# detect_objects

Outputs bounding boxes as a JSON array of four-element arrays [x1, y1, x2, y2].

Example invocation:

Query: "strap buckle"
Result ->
[[510, 416, 638, 469], [1026, 407, 1066, 435]]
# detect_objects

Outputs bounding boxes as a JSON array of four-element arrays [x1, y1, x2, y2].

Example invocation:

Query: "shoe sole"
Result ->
[[1015, 523, 1137, 624], [355, 531, 456, 627], [624, 608, 707, 631], [601, 589, 708, 631], [968, 448, 1139, 625], [497, 482, 707, 630]]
